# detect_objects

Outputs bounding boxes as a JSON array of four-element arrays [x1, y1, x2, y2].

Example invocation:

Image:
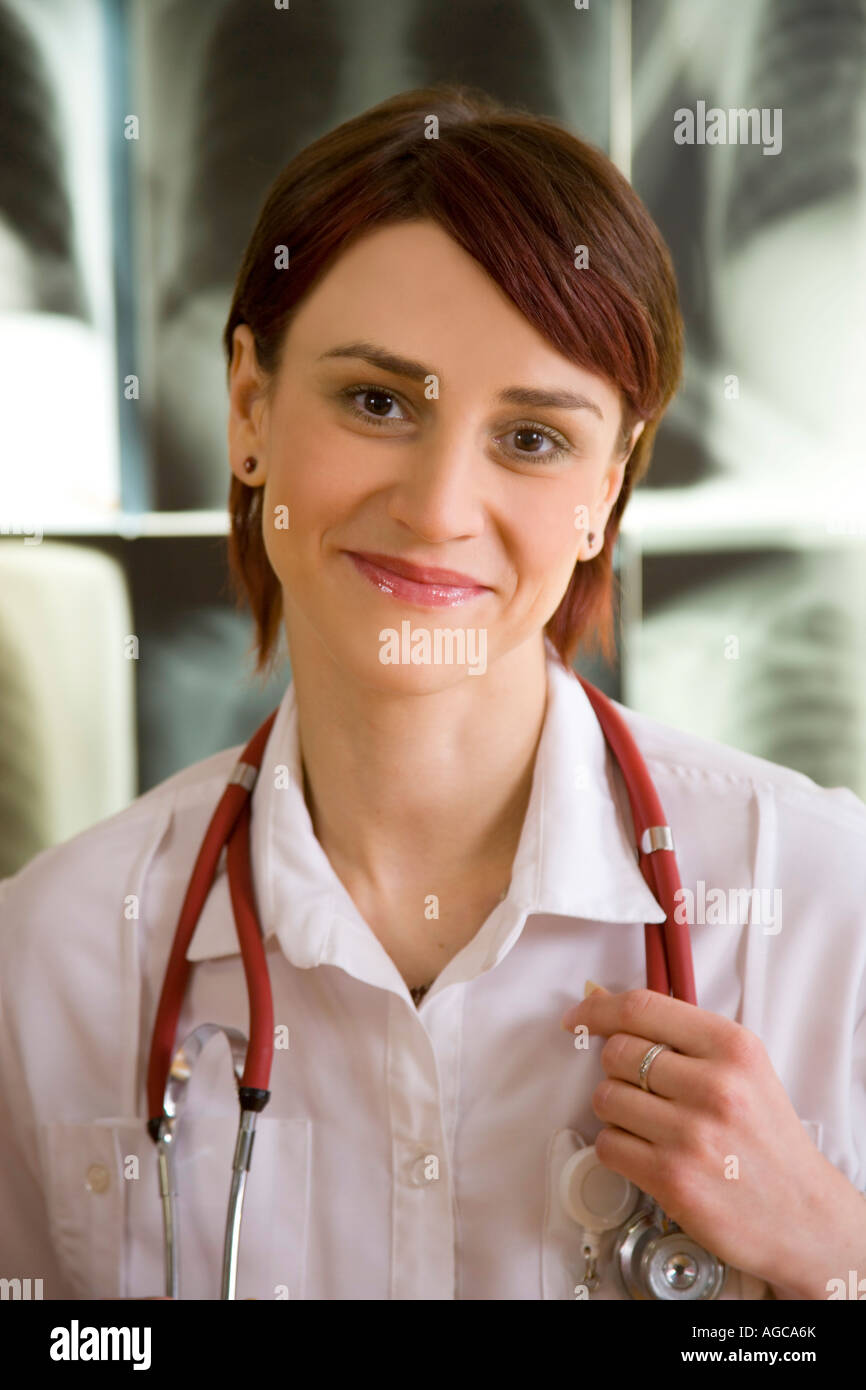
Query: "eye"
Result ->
[[495, 423, 573, 464], [338, 384, 411, 427]]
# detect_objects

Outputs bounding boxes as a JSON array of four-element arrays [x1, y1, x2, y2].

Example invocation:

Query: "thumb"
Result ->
[[560, 979, 610, 1032]]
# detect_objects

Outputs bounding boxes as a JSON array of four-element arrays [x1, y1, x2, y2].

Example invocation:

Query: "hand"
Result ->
[[560, 983, 855, 1294]]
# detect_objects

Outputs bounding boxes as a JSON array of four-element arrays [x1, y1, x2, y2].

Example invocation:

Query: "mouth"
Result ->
[[344, 551, 491, 609]]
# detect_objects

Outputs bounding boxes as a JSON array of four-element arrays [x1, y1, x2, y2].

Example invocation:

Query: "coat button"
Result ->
[[85, 1163, 110, 1194]]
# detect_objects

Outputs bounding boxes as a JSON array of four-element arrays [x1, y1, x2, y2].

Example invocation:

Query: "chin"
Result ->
[[326, 628, 492, 692]]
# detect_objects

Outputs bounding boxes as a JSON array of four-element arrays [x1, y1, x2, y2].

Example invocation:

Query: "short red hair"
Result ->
[[222, 83, 684, 680]]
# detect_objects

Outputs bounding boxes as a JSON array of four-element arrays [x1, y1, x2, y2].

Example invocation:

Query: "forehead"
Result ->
[[282, 220, 622, 423]]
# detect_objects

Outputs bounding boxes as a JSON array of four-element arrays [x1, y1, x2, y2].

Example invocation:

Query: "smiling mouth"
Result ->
[[344, 551, 491, 609]]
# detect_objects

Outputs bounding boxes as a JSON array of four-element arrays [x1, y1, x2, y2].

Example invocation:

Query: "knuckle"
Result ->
[[706, 1069, 748, 1126], [593, 1078, 613, 1114], [621, 989, 654, 1031], [723, 1023, 762, 1068], [600, 1032, 630, 1070]]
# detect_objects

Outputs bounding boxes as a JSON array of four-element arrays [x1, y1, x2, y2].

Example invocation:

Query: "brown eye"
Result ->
[[513, 428, 547, 453], [497, 422, 573, 464], [339, 384, 411, 426], [361, 389, 396, 416]]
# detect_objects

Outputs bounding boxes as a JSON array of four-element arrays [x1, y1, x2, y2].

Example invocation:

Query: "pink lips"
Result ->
[[346, 551, 490, 608]]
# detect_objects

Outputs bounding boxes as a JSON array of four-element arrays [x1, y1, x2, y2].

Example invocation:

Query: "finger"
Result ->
[[563, 988, 733, 1059], [594, 1077, 676, 1146], [600, 1031, 712, 1105], [593, 1124, 658, 1195]]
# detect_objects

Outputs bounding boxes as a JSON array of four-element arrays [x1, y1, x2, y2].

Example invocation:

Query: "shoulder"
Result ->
[[0, 741, 243, 951], [609, 700, 866, 916], [613, 696, 866, 836]]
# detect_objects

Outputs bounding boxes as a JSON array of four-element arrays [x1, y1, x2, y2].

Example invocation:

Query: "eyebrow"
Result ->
[[317, 340, 605, 421]]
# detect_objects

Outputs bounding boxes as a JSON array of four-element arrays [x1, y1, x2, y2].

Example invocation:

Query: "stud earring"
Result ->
[[242, 456, 257, 474], [587, 531, 595, 545]]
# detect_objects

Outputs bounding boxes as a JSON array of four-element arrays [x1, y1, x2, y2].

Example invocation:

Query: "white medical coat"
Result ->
[[1, 651, 865, 1300]]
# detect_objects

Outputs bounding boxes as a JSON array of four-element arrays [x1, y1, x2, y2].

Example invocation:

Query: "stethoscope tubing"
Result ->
[[576, 676, 697, 1005], [146, 710, 278, 1122]]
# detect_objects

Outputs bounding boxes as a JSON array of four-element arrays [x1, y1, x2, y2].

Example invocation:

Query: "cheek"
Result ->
[[509, 486, 583, 593], [261, 417, 368, 570]]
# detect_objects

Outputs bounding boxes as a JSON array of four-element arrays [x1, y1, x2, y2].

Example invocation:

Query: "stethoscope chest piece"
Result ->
[[614, 1204, 727, 1300]]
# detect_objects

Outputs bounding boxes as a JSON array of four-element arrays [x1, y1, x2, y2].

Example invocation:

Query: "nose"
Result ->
[[385, 421, 487, 542]]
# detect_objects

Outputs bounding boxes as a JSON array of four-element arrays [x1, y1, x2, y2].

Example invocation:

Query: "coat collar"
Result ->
[[185, 647, 666, 972]]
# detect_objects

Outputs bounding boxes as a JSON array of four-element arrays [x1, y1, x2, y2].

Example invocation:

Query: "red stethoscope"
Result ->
[[145, 674, 704, 1299]]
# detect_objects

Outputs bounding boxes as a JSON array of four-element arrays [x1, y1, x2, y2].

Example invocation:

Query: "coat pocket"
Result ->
[[541, 1119, 826, 1301], [42, 1113, 312, 1300]]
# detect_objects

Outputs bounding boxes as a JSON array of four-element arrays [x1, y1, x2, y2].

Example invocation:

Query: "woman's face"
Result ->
[[228, 218, 642, 689]]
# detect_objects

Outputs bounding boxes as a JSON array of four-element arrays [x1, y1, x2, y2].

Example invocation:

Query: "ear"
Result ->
[[628, 420, 646, 452], [595, 456, 627, 522], [227, 324, 271, 485], [595, 419, 644, 517]]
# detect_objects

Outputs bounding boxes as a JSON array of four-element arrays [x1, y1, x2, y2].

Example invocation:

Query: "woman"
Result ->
[[1, 84, 864, 1302]]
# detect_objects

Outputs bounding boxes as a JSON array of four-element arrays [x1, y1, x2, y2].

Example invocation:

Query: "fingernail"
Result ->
[[561, 980, 607, 1032]]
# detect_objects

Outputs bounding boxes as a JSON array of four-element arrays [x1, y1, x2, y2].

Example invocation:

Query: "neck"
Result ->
[[287, 631, 549, 900]]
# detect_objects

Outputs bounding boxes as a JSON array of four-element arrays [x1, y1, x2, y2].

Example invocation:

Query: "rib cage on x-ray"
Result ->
[[161, 1, 349, 321], [628, 0, 866, 797], [0, 0, 87, 318], [0, 0, 118, 529], [724, 0, 866, 247]]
